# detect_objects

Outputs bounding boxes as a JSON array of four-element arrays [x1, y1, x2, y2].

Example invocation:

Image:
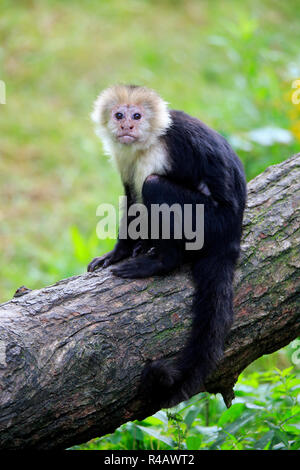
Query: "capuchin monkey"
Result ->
[[87, 84, 247, 408]]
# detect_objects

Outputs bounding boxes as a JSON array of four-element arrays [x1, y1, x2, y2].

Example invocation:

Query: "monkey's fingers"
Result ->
[[87, 252, 114, 272], [87, 257, 105, 272], [132, 242, 143, 258], [132, 241, 150, 258]]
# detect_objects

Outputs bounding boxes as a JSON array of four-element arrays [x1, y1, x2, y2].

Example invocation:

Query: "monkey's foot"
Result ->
[[111, 256, 164, 279], [132, 241, 149, 257], [132, 242, 157, 258], [140, 360, 186, 408]]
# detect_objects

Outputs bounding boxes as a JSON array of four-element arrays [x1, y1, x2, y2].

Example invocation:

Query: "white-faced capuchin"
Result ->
[[87, 84, 247, 408]]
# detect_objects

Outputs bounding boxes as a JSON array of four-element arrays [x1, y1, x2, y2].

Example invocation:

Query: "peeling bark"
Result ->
[[0, 154, 299, 450]]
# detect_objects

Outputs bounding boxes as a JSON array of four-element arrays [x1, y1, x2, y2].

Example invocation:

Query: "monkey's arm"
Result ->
[[87, 185, 133, 272], [87, 184, 150, 272], [87, 242, 132, 272]]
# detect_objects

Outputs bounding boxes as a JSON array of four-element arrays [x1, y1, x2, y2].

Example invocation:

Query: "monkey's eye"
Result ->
[[115, 112, 124, 120], [133, 113, 142, 120]]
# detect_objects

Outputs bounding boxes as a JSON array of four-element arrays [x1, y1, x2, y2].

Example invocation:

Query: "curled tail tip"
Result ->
[[140, 360, 180, 406], [141, 360, 197, 408], [142, 360, 178, 388]]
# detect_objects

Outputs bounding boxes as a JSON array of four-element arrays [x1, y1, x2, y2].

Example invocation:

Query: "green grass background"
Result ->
[[1, 0, 300, 301], [0, 0, 299, 450]]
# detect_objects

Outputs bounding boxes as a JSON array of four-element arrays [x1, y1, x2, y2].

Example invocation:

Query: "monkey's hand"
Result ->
[[87, 243, 132, 272], [132, 240, 156, 258]]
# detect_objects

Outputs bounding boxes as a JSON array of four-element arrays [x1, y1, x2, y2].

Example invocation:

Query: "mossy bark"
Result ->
[[0, 154, 299, 450]]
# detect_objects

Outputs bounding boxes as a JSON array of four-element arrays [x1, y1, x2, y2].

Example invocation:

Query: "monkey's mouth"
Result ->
[[117, 134, 138, 144]]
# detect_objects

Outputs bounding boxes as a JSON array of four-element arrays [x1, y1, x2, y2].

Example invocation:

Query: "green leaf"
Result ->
[[135, 425, 174, 448], [152, 410, 169, 425], [184, 406, 200, 428], [245, 403, 265, 410], [217, 403, 246, 426], [224, 412, 255, 434], [274, 430, 289, 448], [254, 431, 274, 450], [186, 435, 202, 450]]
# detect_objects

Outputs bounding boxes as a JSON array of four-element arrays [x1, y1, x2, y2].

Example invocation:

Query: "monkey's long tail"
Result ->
[[141, 254, 236, 408]]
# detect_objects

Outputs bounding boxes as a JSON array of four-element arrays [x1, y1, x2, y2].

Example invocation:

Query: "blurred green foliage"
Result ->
[[0, 0, 299, 451], [1, 0, 300, 301], [71, 367, 300, 450]]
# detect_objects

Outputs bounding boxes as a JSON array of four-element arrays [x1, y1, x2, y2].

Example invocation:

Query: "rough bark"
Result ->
[[0, 154, 299, 450]]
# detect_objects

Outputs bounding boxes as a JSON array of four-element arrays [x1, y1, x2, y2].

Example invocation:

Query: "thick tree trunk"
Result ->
[[0, 154, 299, 450]]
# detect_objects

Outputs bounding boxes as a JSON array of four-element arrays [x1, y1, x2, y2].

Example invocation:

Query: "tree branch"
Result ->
[[0, 154, 299, 450]]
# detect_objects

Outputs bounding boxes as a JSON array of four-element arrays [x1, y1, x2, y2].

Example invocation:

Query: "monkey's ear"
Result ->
[[91, 85, 121, 126], [91, 91, 112, 126]]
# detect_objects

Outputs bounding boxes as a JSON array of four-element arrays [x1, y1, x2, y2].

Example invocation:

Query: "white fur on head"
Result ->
[[91, 84, 172, 151]]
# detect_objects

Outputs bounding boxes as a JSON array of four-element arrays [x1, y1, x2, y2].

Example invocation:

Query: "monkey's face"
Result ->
[[92, 85, 172, 151], [111, 104, 144, 145]]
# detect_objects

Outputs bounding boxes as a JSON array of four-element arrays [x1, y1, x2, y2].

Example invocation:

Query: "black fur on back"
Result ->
[[140, 109, 247, 408]]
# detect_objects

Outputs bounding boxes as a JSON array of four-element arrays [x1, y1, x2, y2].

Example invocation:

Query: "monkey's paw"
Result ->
[[87, 251, 115, 272], [111, 256, 162, 279]]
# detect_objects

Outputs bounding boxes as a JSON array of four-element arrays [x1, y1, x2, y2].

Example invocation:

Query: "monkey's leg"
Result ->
[[111, 175, 199, 279], [110, 243, 181, 278], [132, 239, 153, 257]]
